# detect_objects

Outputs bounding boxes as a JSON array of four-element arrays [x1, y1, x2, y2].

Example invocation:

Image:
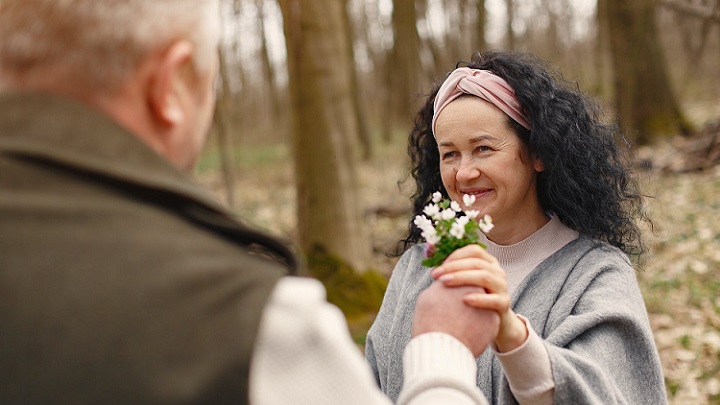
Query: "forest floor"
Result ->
[[198, 122, 720, 404]]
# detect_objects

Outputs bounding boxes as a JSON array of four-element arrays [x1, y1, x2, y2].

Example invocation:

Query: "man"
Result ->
[[0, 1, 499, 404]]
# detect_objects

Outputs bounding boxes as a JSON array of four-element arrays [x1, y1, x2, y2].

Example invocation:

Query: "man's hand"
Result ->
[[412, 282, 500, 357]]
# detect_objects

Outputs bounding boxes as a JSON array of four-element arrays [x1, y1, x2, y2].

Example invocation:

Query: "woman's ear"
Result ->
[[533, 154, 545, 172], [147, 40, 195, 128]]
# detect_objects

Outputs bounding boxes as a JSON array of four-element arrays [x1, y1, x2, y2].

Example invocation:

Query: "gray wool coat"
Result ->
[[365, 237, 667, 404]]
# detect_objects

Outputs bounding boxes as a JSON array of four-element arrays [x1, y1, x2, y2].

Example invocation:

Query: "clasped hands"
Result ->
[[412, 245, 528, 356]]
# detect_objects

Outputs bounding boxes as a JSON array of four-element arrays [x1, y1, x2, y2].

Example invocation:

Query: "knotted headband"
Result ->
[[431, 67, 531, 137]]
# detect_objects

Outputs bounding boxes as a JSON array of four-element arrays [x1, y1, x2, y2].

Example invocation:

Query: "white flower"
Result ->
[[415, 213, 444, 244], [450, 221, 466, 239], [478, 214, 494, 233], [414, 215, 434, 234], [423, 229, 441, 245], [423, 203, 440, 218], [440, 208, 456, 220], [415, 191, 496, 266]]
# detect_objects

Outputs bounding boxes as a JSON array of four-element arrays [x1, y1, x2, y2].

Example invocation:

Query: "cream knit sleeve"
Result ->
[[250, 276, 489, 405], [399, 332, 489, 405]]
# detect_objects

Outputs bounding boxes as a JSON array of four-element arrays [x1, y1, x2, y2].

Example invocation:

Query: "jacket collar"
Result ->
[[0, 91, 229, 214], [0, 91, 299, 271]]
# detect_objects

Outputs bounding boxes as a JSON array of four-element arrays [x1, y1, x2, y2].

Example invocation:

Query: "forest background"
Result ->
[[197, 1, 720, 403]]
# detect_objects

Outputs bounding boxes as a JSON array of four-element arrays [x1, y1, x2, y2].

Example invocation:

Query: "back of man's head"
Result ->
[[0, 0, 219, 96], [0, 0, 222, 170]]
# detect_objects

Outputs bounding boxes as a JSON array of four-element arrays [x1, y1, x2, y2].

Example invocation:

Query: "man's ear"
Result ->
[[147, 40, 195, 128]]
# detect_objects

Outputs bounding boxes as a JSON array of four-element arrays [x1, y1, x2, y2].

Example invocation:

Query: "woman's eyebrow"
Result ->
[[438, 135, 496, 147], [468, 135, 497, 143]]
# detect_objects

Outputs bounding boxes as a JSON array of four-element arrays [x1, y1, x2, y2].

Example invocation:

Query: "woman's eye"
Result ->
[[477, 145, 492, 152], [441, 151, 458, 160]]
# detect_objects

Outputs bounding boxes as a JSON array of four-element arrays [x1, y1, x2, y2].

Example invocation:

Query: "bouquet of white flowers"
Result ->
[[413, 192, 494, 268]]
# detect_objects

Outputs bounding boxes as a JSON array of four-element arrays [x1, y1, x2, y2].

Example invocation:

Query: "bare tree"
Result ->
[[256, 0, 282, 117], [446, 0, 465, 62], [357, 0, 390, 139], [213, 47, 236, 208], [343, 0, 373, 161], [211, 4, 240, 208], [659, 0, 720, 23], [505, 0, 516, 49], [595, 0, 614, 100], [417, 0, 447, 78], [389, 0, 423, 128], [543, 0, 562, 58], [277, 0, 371, 271], [476, 0, 487, 51], [605, 0, 692, 143], [665, 0, 720, 70]]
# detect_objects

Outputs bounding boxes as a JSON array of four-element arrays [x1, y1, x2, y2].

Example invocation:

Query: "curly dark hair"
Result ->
[[398, 50, 650, 256]]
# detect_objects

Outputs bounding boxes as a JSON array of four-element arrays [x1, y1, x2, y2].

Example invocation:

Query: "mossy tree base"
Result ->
[[307, 246, 388, 345]]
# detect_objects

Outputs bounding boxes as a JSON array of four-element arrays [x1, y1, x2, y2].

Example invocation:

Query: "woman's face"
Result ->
[[435, 96, 547, 243]]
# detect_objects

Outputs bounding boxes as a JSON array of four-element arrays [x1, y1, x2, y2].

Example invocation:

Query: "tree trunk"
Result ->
[[277, 0, 371, 272], [446, 0, 464, 63], [544, 0, 561, 58], [256, 0, 281, 118], [606, 0, 692, 144], [476, 0, 487, 51], [505, 0, 516, 49], [417, 0, 447, 78], [229, 0, 248, 134], [381, 47, 394, 143], [595, 0, 613, 101], [390, 0, 423, 128], [213, 30, 236, 208], [673, 2, 716, 72], [342, 0, 373, 161]]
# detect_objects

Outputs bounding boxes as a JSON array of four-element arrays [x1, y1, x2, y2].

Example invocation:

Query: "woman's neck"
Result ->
[[486, 208, 550, 245]]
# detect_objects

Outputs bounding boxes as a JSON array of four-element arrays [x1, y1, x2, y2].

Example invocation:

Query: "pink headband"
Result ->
[[432, 67, 531, 136]]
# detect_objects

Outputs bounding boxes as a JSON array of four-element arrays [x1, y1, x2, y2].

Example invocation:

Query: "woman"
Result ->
[[365, 51, 666, 404]]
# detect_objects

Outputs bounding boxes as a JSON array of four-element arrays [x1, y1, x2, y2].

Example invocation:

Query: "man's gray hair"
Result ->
[[0, 0, 220, 92]]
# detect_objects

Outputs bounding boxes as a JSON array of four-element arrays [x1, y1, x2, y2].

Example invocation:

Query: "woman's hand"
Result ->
[[429, 244, 528, 353]]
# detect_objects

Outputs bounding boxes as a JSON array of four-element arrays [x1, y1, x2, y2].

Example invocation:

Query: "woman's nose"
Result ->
[[455, 159, 480, 183]]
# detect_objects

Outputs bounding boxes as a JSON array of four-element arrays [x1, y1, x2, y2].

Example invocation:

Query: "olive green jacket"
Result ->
[[0, 93, 296, 404]]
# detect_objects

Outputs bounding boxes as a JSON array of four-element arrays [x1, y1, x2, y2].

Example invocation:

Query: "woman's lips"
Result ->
[[460, 188, 492, 198]]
